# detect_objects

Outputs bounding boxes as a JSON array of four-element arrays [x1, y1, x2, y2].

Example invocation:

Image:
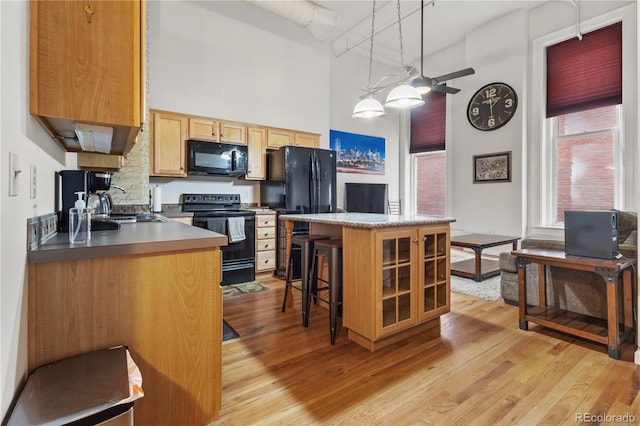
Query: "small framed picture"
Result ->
[[473, 151, 512, 183]]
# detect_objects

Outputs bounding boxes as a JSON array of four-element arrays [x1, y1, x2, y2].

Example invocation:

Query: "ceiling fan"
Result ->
[[411, 0, 475, 95]]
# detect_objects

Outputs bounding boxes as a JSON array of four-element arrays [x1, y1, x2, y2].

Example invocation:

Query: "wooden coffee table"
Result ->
[[450, 233, 519, 282]]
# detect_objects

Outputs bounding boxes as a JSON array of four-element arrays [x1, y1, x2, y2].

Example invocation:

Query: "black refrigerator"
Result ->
[[261, 146, 337, 278]]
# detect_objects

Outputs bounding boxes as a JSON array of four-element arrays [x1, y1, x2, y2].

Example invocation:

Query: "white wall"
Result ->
[[329, 53, 401, 209], [146, 0, 331, 205], [0, 1, 73, 418]]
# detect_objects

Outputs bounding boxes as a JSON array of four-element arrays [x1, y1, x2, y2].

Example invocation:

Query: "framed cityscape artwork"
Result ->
[[473, 151, 512, 183], [329, 129, 385, 175]]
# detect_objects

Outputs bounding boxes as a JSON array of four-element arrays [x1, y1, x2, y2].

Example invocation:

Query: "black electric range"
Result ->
[[183, 193, 256, 285]]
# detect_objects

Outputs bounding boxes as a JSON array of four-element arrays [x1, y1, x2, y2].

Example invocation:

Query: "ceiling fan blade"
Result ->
[[432, 67, 476, 84], [431, 84, 460, 94]]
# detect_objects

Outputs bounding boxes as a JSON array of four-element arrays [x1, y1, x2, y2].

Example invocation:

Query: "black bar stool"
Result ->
[[307, 238, 343, 344], [282, 234, 330, 326]]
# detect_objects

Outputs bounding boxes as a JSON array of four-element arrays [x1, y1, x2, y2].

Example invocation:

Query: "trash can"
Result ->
[[7, 346, 143, 425]]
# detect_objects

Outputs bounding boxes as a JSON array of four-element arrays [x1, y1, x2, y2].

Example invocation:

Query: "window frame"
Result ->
[[411, 150, 446, 216], [544, 105, 624, 227], [528, 4, 636, 239]]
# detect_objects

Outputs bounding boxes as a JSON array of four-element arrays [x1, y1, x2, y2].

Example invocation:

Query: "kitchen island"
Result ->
[[27, 220, 227, 425], [279, 213, 456, 351]]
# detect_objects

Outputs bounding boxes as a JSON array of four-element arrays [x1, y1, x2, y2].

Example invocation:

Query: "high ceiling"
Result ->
[[313, 0, 545, 67], [193, 0, 554, 69]]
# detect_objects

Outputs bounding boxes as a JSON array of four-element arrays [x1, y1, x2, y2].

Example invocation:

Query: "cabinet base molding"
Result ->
[[347, 318, 441, 352]]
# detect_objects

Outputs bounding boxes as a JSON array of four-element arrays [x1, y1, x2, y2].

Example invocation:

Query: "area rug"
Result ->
[[449, 249, 501, 301], [222, 281, 270, 299], [450, 275, 501, 301], [223, 319, 239, 341]]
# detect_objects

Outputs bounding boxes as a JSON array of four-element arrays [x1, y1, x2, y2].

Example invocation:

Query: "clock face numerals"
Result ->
[[467, 83, 518, 131]]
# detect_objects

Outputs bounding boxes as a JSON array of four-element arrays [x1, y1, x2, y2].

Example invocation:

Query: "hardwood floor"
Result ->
[[212, 275, 639, 425]]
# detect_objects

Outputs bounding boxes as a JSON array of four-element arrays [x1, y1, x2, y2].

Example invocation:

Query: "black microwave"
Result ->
[[187, 140, 248, 177]]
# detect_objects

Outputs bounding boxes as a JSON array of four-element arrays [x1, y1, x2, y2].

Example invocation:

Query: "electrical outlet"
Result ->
[[9, 153, 19, 196], [30, 164, 37, 199]]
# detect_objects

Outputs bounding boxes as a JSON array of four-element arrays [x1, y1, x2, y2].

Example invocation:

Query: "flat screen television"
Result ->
[[345, 183, 388, 214]]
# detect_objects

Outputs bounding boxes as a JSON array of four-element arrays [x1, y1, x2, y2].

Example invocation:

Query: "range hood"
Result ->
[[32, 115, 140, 156]]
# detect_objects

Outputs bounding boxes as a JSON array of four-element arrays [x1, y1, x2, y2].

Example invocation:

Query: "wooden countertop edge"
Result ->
[[27, 236, 226, 264], [27, 222, 228, 264]]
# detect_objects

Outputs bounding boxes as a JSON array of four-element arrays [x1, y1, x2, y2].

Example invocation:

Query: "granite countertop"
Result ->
[[278, 212, 456, 229], [27, 219, 227, 264]]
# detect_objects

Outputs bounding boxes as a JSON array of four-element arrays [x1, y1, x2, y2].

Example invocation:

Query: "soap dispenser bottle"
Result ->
[[69, 191, 91, 244]]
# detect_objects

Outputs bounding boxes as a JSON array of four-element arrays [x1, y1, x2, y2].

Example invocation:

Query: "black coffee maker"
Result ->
[[55, 170, 113, 232]]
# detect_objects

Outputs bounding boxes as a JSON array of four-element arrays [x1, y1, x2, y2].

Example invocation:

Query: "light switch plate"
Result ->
[[30, 164, 37, 199], [9, 153, 18, 196]]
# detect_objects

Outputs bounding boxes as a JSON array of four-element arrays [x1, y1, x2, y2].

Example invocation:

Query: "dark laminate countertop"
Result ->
[[27, 220, 227, 264], [278, 212, 456, 229]]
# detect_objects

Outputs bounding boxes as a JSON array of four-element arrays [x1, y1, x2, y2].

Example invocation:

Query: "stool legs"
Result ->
[[281, 241, 316, 327], [328, 246, 342, 345], [300, 241, 312, 327], [281, 249, 295, 313], [307, 243, 343, 345]]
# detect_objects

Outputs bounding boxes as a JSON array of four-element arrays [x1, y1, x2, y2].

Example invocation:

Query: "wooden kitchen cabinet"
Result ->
[[28, 247, 222, 425], [188, 117, 219, 142], [267, 128, 320, 149], [267, 128, 295, 149], [29, 0, 144, 156], [255, 213, 277, 272], [246, 126, 267, 180], [188, 117, 246, 145], [294, 131, 320, 148], [343, 224, 450, 351], [150, 110, 188, 177]]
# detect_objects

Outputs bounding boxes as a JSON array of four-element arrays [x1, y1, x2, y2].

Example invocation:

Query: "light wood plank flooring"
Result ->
[[212, 275, 639, 425]]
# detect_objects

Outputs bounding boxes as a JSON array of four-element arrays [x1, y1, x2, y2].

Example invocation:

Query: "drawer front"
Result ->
[[256, 250, 276, 271], [256, 238, 276, 251], [257, 228, 276, 239], [257, 215, 276, 228]]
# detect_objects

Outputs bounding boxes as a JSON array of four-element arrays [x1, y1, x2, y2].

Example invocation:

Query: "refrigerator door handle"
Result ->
[[309, 153, 316, 213], [314, 154, 321, 213]]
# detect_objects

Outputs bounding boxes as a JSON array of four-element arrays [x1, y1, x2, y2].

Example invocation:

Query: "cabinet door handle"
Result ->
[[413, 239, 418, 243]]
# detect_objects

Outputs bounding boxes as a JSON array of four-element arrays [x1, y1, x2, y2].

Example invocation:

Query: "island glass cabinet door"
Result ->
[[418, 226, 451, 321], [376, 228, 418, 337]]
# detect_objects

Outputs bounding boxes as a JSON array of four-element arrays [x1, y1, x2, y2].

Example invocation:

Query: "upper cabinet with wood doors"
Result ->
[[150, 110, 188, 177], [188, 117, 246, 145], [267, 128, 320, 149], [29, 0, 145, 156], [294, 131, 320, 148], [245, 126, 267, 180]]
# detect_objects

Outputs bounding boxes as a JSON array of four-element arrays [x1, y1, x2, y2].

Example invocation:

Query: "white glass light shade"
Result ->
[[384, 84, 425, 109], [352, 97, 386, 118], [411, 77, 432, 95]]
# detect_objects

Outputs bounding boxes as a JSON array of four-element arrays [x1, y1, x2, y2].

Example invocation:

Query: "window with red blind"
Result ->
[[410, 90, 446, 153], [546, 22, 622, 118]]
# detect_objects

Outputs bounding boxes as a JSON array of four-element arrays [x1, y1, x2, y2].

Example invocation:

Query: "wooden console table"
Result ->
[[450, 234, 519, 281], [513, 248, 636, 359]]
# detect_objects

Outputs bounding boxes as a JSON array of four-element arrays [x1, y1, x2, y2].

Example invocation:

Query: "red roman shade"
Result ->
[[410, 90, 446, 153], [546, 22, 622, 118]]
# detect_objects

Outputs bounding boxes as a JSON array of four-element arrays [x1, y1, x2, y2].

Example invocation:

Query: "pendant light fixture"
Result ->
[[411, 0, 432, 95], [352, 0, 385, 118], [384, 0, 424, 109]]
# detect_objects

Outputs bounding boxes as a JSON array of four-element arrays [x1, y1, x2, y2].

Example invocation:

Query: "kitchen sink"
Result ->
[[108, 213, 170, 223]]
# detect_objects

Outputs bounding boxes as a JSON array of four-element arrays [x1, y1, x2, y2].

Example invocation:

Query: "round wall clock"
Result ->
[[467, 82, 518, 131]]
